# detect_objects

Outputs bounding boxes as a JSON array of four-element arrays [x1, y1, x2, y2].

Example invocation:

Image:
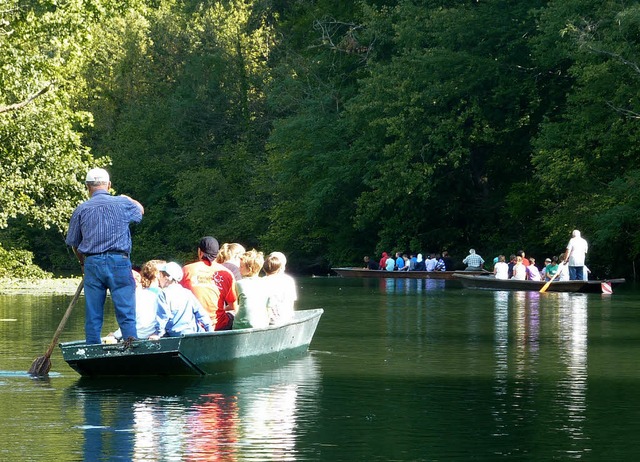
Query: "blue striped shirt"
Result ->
[[66, 189, 143, 254]]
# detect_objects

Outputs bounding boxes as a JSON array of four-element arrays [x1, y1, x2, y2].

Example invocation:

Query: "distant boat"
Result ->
[[60, 309, 323, 377], [332, 267, 489, 280], [453, 273, 626, 293]]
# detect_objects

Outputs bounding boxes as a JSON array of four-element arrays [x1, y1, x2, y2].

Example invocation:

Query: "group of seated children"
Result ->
[[492, 251, 574, 281], [366, 251, 449, 272], [105, 237, 297, 343]]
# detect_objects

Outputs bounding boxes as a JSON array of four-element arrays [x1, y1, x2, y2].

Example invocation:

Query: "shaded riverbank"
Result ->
[[0, 277, 81, 295]]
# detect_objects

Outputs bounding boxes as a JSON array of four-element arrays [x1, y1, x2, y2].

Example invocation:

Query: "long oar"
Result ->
[[29, 278, 84, 376], [539, 263, 565, 293]]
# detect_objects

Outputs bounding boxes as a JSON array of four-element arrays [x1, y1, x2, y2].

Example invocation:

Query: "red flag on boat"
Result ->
[[601, 282, 613, 295]]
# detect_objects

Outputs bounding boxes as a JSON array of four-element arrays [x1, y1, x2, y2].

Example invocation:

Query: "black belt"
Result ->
[[84, 251, 129, 258]]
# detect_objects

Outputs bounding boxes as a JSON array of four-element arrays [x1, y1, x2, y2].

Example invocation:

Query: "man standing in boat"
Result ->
[[66, 168, 144, 344], [564, 229, 588, 281]]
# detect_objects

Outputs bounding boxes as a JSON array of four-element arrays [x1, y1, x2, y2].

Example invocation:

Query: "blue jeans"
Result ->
[[569, 266, 584, 281], [84, 254, 137, 344]]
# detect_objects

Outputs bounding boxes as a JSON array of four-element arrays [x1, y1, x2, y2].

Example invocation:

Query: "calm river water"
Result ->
[[1, 277, 640, 461]]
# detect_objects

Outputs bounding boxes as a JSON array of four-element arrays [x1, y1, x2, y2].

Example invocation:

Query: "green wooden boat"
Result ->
[[60, 309, 323, 377]]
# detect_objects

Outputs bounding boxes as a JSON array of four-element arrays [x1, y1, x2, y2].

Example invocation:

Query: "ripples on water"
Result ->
[[2, 279, 640, 460]]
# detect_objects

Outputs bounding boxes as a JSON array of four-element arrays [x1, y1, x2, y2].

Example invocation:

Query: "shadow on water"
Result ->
[[62, 354, 322, 460]]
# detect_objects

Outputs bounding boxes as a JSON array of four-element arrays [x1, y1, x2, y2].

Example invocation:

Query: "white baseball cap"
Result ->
[[159, 262, 183, 282], [85, 168, 110, 183]]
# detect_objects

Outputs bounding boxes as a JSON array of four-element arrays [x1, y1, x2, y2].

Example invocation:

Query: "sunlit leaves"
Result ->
[[0, 0, 98, 231], [79, 1, 275, 261]]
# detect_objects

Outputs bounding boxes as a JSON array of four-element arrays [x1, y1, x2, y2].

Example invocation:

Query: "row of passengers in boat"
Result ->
[[492, 252, 589, 281], [106, 240, 297, 342], [366, 251, 453, 271]]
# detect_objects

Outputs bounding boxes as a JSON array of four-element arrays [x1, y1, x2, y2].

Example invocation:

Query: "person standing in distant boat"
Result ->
[[65, 168, 144, 345], [463, 249, 484, 271], [564, 229, 588, 281]]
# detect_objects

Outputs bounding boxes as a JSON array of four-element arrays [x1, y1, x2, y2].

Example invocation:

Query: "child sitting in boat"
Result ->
[[511, 256, 527, 280], [264, 251, 297, 325], [105, 261, 164, 343], [526, 257, 542, 281], [233, 249, 269, 330], [557, 253, 570, 281], [156, 261, 213, 337], [216, 242, 246, 281]]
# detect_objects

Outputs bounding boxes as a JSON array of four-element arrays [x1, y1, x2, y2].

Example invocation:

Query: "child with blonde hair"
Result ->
[[264, 252, 297, 325], [233, 249, 269, 329], [216, 242, 246, 280], [511, 255, 526, 280]]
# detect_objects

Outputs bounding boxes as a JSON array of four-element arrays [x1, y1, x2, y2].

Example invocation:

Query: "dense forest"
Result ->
[[2, 0, 640, 279]]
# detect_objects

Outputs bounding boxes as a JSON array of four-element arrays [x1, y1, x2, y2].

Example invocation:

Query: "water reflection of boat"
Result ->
[[60, 309, 323, 377], [188, 355, 321, 460], [332, 267, 489, 279], [453, 274, 625, 293], [66, 355, 321, 461]]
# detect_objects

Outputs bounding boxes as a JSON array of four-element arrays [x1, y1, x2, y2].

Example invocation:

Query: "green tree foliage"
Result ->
[[261, 2, 370, 268], [0, 242, 51, 279], [0, 0, 98, 231], [531, 0, 640, 273], [347, 0, 545, 258], [81, 0, 274, 262], [2, 0, 640, 278], [0, 0, 106, 275]]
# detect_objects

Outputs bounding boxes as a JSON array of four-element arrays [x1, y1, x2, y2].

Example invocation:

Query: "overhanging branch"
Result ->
[[0, 82, 53, 114]]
